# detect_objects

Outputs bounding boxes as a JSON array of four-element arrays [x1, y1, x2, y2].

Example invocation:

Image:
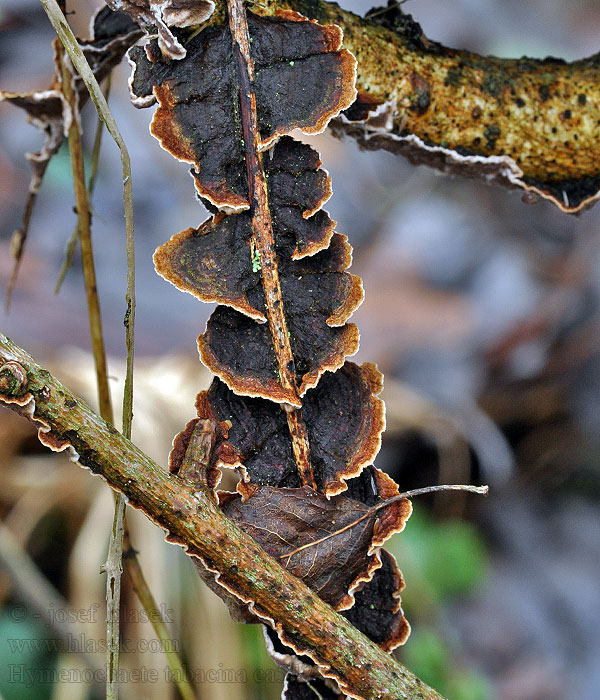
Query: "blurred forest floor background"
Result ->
[[1, 1, 600, 699]]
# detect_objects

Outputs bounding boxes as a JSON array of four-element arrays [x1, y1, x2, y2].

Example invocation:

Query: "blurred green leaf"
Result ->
[[401, 628, 491, 700], [0, 607, 55, 700], [423, 518, 488, 599], [447, 670, 492, 700], [402, 628, 450, 689], [390, 506, 491, 698], [388, 505, 488, 608]]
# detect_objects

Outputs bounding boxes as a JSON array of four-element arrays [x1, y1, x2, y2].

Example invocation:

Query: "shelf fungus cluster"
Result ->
[[129, 3, 411, 698]]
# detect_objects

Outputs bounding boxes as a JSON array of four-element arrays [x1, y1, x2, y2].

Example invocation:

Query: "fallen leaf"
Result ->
[[222, 484, 381, 609]]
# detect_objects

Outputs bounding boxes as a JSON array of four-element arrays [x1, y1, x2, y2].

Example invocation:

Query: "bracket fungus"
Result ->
[[128, 2, 414, 695]]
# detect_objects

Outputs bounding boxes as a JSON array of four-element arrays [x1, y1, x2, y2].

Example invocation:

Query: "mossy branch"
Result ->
[[0, 333, 446, 700]]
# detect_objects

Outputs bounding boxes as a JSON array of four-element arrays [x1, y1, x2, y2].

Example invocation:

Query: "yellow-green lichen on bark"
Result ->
[[204, 0, 600, 213]]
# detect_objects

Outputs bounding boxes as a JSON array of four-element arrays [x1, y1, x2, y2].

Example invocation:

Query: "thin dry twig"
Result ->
[[280, 485, 488, 563], [100, 496, 126, 699], [365, 0, 410, 20], [55, 75, 112, 295], [58, 42, 113, 422], [5, 184, 46, 312], [226, 0, 316, 487]]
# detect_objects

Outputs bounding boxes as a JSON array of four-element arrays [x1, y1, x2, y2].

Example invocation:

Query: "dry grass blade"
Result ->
[[0, 521, 101, 673], [123, 536, 198, 700]]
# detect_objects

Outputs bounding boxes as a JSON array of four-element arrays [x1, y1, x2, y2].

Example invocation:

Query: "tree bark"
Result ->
[[0, 333, 445, 700], [214, 0, 600, 213]]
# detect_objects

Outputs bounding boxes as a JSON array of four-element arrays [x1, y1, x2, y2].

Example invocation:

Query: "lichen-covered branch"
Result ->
[[0, 333, 445, 700], [220, 0, 600, 213]]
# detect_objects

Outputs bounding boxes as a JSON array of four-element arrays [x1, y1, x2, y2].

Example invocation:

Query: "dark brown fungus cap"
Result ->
[[153, 138, 340, 323], [194, 363, 385, 496], [343, 548, 411, 652], [128, 13, 356, 212], [196, 232, 362, 405], [154, 219, 267, 322], [345, 465, 412, 547], [196, 380, 299, 487]]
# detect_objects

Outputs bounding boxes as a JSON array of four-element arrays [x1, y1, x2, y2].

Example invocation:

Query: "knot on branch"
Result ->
[[0, 361, 28, 397]]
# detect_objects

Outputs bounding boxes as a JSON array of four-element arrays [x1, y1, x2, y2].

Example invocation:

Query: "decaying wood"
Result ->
[[205, 0, 600, 213]]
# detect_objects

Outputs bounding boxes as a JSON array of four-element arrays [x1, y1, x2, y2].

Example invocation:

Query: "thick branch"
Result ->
[[0, 334, 445, 700], [215, 0, 600, 213]]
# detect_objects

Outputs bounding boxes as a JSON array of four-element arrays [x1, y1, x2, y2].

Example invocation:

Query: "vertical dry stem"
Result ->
[[227, 0, 316, 489], [59, 44, 112, 422], [55, 76, 111, 295], [58, 41, 123, 698]]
